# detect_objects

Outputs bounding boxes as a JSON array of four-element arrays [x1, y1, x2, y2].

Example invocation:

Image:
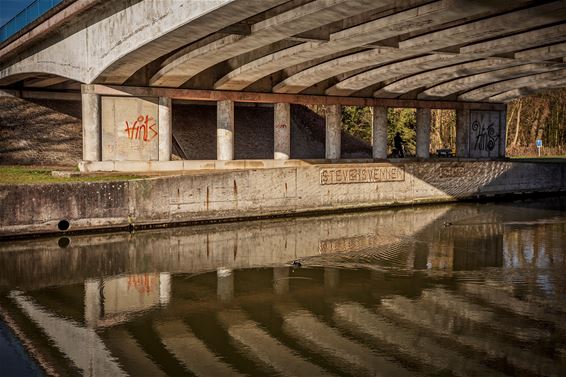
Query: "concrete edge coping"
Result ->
[[78, 158, 511, 173]]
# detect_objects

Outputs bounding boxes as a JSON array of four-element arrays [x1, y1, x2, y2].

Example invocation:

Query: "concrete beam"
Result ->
[[326, 104, 341, 159], [420, 63, 562, 100], [458, 69, 566, 102], [372, 106, 388, 159], [158, 97, 172, 161], [456, 108, 469, 157], [489, 79, 566, 102], [150, 0, 388, 87], [515, 41, 566, 61], [217, 99, 235, 160], [214, 0, 489, 91], [327, 54, 485, 97], [24, 76, 70, 88], [399, 1, 566, 52], [416, 108, 431, 158], [274, 103, 290, 160], [82, 92, 101, 161], [85, 84, 507, 110]]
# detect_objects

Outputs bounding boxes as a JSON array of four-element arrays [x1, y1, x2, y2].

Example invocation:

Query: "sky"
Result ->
[[0, 0, 34, 26]]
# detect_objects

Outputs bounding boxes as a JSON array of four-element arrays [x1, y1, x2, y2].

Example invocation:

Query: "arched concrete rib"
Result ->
[[398, 1, 566, 52], [419, 63, 563, 100], [489, 79, 566, 102], [329, 57, 515, 97], [213, 0, 495, 91], [274, 14, 566, 95], [375, 21, 566, 98], [458, 69, 566, 102], [515, 41, 566, 61], [149, 0, 389, 88]]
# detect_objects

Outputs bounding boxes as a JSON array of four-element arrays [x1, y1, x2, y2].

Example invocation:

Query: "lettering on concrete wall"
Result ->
[[320, 166, 405, 185], [124, 115, 158, 142], [472, 120, 499, 152]]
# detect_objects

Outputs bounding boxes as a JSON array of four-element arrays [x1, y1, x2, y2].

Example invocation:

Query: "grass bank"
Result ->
[[0, 166, 139, 185]]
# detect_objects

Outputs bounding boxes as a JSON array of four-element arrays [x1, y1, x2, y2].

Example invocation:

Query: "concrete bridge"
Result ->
[[1, 0, 565, 172]]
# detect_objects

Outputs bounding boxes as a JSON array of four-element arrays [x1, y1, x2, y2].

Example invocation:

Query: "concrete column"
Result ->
[[372, 106, 388, 159], [326, 104, 341, 159], [416, 108, 431, 158], [158, 97, 172, 161], [456, 108, 470, 157], [84, 279, 101, 328], [499, 109, 507, 158], [159, 272, 171, 305], [217, 100, 234, 160], [274, 103, 291, 160], [81, 92, 101, 161], [273, 267, 289, 295], [217, 268, 234, 302]]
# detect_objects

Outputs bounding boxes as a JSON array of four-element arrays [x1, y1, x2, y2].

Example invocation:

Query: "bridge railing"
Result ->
[[0, 0, 64, 44]]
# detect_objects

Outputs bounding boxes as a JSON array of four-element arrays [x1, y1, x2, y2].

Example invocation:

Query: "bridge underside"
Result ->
[[0, 0, 565, 170]]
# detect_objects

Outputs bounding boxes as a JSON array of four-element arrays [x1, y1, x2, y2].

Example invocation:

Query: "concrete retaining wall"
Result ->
[[1, 160, 565, 237]]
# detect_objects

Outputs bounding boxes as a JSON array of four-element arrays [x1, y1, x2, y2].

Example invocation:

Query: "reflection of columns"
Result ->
[[416, 108, 431, 158], [499, 109, 507, 158], [326, 104, 341, 159], [217, 268, 234, 302], [159, 272, 171, 305], [273, 267, 289, 295], [456, 108, 470, 158], [372, 106, 388, 159], [81, 92, 101, 161], [324, 268, 340, 289], [84, 279, 101, 328], [217, 100, 234, 160], [158, 97, 172, 161], [274, 103, 291, 160], [413, 243, 430, 270]]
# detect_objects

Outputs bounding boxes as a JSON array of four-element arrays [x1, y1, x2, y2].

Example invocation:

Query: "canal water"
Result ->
[[1, 196, 566, 376]]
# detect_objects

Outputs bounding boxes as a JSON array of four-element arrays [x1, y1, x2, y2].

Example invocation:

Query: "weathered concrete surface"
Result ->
[[1, 161, 565, 238]]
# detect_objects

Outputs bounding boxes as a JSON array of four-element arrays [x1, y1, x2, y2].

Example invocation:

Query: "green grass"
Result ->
[[0, 166, 140, 185]]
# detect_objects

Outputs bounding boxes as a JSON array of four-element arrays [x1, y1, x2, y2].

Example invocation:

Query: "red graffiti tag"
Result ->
[[124, 115, 158, 142]]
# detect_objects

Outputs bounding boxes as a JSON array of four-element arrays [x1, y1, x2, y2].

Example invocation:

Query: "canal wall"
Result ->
[[0, 160, 565, 237]]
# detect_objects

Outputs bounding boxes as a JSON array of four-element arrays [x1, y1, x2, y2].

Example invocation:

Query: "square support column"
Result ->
[[81, 92, 101, 161], [217, 100, 234, 161], [456, 108, 470, 157], [274, 103, 290, 160], [158, 97, 172, 161], [326, 104, 341, 159], [372, 106, 388, 159], [499, 109, 507, 158], [416, 108, 431, 159]]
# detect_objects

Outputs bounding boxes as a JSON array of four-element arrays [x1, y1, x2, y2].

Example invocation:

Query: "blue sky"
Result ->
[[0, 0, 33, 26]]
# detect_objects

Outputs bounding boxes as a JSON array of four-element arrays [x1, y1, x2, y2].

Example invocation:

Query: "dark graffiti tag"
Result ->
[[472, 120, 499, 152]]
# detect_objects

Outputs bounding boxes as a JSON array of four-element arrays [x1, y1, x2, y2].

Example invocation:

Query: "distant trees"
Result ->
[[308, 87, 566, 157]]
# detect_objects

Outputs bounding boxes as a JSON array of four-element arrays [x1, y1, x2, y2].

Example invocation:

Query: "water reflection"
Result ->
[[1, 197, 566, 376]]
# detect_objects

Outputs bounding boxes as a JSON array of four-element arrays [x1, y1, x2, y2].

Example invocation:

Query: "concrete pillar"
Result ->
[[159, 272, 171, 305], [217, 267, 234, 302], [372, 106, 388, 159], [416, 108, 431, 158], [158, 97, 172, 161], [456, 108, 470, 157], [274, 103, 291, 160], [273, 267, 289, 295], [82, 92, 101, 161], [326, 104, 341, 159], [499, 109, 507, 158], [84, 279, 101, 328], [217, 100, 234, 160]]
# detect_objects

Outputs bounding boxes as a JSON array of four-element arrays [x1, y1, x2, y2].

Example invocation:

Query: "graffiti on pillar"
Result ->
[[469, 110, 501, 158], [471, 120, 499, 152], [124, 115, 158, 142], [275, 123, 288, 129]]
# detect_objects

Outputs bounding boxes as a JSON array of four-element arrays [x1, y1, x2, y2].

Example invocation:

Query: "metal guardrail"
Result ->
[[0, 0, 64, 43]]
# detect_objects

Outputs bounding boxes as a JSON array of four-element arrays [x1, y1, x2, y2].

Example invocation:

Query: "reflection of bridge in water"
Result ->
[[1, 198, 566, 376]]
